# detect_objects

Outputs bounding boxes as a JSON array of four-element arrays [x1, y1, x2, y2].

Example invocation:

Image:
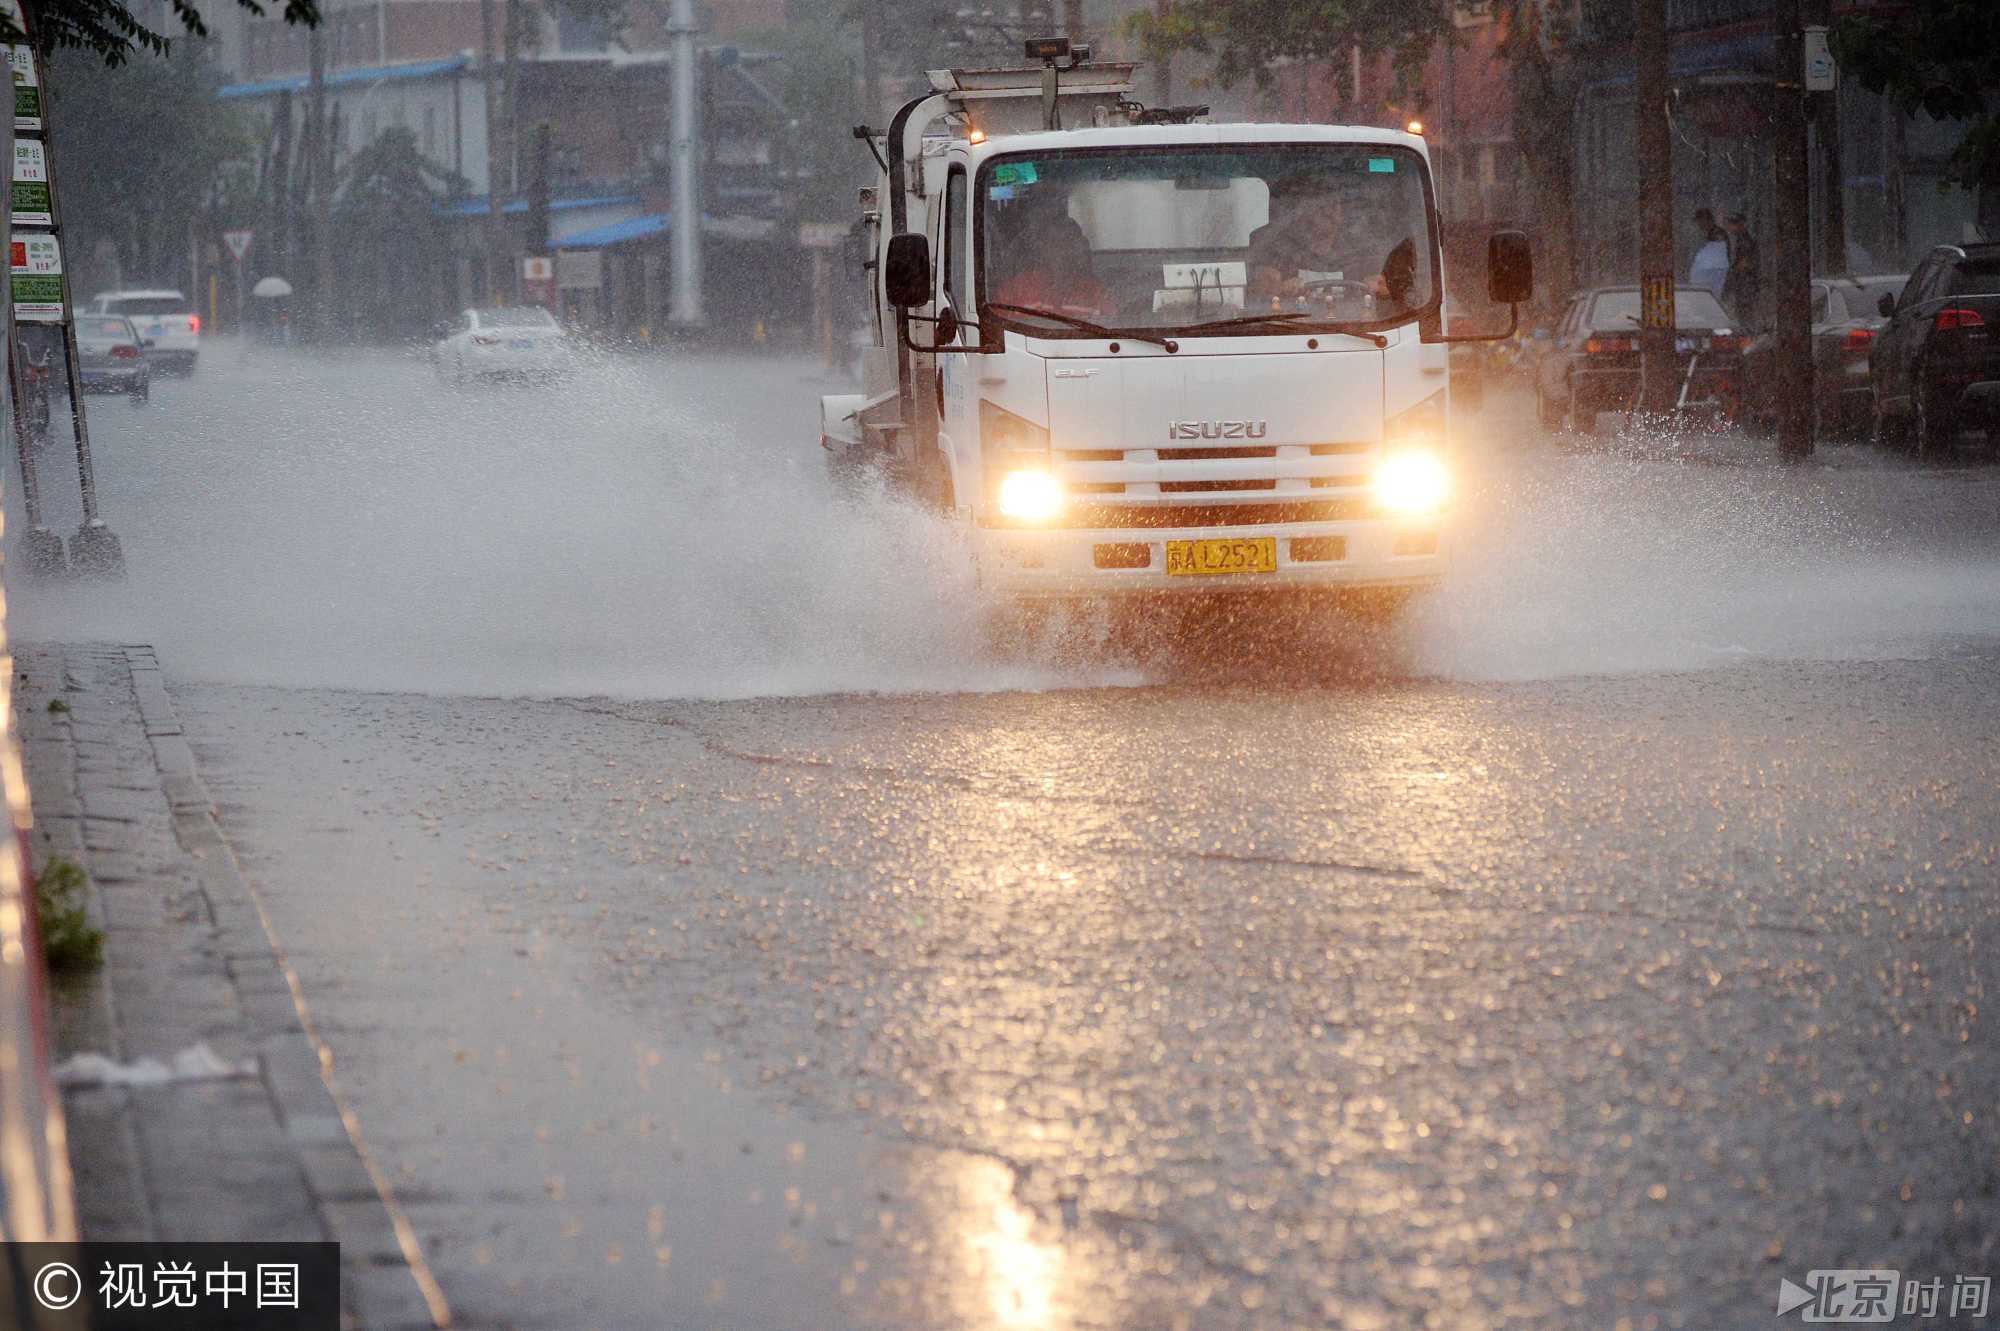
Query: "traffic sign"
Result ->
[[223, 229, 254, 261], [6, 45, 40, 131], [10, 230, 63, 320], [1803, 25, 1837, 92], [11, 137, 48, 227], [521, 255, 552, 281]]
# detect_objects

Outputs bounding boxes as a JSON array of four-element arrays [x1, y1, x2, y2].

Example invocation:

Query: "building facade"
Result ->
[[209, 0, 800, 340]]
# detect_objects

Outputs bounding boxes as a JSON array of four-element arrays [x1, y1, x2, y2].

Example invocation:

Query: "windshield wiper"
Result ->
[[983, 303, 1178, 350], [1179, 310, 1390, 347]]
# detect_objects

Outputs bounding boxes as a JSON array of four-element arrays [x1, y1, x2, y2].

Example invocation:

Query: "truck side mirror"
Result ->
[[1878, 292, 1896, 318], [884, 234, 932, 308], [1487, 230, 1533, 305]]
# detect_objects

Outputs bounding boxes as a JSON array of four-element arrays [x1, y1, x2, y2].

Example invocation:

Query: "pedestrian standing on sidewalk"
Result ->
[[1690, 208, 1731, 301], [1724, 210, 1762, 328]]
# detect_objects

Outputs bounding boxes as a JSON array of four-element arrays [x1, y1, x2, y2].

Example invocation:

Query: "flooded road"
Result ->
[[12, 339, 2000, 695], [11, 342, 2000, 1328]]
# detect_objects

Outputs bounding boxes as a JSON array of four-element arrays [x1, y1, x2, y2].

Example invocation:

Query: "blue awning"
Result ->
[[441, 193, 639, 218], [560, 213, 668, 247], [219, 56, 472, 100], [1581, 30, 1775, 93]]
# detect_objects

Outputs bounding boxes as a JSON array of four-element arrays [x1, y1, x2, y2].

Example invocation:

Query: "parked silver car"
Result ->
[[76, 314, 151, 404]]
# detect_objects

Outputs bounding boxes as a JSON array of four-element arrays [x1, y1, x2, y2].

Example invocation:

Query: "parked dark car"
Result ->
[[1869, 242, 2000, 453], [1740, 274, 1905, 437], [1535, 285, 1748, 433], [75, 314, 151, 404]]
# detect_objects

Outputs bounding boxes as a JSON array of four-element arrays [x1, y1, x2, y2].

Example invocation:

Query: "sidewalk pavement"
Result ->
[[14, 643, 444, 1331]]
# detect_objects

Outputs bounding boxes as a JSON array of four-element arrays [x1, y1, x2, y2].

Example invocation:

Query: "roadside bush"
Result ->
[[35, 858, 103, 972]]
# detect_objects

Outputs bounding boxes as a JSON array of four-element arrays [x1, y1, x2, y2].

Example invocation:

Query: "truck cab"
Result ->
[[822, 47, 1529, 608]]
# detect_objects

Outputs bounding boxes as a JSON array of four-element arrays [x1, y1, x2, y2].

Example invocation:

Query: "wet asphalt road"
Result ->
[[13, 344, 2000, 1329]]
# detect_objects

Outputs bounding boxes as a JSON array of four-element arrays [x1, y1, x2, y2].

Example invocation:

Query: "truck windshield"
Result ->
[[977, 143, 1436, 336]]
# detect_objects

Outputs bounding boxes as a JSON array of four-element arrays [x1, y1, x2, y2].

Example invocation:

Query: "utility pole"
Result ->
[[479, 0, 505, 304], [667, 0, 703, 328], [306, 22, 330, 338], [1634, 0, 1677, 416], [502, 0, 523, 299], [1773, 0, 1813, 459], [1807, 0, 1845, 275]]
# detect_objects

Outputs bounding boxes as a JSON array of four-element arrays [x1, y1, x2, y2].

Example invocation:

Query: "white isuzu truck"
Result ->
[[821, 40, 1531, 612]]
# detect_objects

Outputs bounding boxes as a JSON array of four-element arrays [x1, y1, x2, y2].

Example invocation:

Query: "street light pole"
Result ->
[[668, 0, 703, 328]]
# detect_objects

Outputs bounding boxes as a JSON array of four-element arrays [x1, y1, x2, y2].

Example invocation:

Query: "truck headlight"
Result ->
[[1372, 449, 1450, 514], [996, 469, 1064, 523], [1376, 392, 1450, 514], [982, 400, 1059, 522]]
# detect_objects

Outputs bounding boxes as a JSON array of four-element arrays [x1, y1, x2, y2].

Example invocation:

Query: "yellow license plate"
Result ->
[[1164, 537, 1278, 576]]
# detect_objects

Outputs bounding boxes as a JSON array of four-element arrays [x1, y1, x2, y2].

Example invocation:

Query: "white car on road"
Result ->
[[89, 289, 200, 373], [432, 307, 575, 383]]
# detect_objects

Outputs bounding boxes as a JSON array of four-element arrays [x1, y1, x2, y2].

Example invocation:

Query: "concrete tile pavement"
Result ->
[[15, 644, 446, 1331]]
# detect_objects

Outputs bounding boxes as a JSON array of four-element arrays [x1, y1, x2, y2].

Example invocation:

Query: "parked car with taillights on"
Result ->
[[1869, 242, 2000, 454], [1740, 274, 1905, 438], [75, 314, 151, 403], [430, 307, 575, 383], [1534, 285, 1748, 433]]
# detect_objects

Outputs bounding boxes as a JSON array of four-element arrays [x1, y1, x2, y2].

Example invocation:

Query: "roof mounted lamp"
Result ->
[[1024, 37, 1092, 130]]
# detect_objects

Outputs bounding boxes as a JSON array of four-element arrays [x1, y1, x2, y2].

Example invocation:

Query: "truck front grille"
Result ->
[[1159, 446, 1278, 461], [1161, 478, 1277, 493], [1042, 441, 1377, 525], [1060, 498, 1372, 529]]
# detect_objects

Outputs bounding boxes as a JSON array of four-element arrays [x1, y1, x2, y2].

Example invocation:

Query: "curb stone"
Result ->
[[16, 644, 446, 1331]]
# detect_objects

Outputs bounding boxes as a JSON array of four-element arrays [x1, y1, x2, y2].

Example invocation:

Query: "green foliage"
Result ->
[[1491, 0, 1581, 302], [2, 0, 319, 67], [847, 0, 1058, 71], [333, 126, 456, 338], [742, 11, 862, 223], [49, 43, 250, 284], [1834, 0, 1998, 193], [338, 124, 460, 216], [45, 698, 68, 713], [48, 40, 256, 293], [34, 858, 103, 973], [746, 1, 1041, 227], [1126, 0, 1452, 99]]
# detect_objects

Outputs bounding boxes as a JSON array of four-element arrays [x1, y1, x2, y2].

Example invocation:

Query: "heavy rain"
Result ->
[[1, 2, 1997, 1329]]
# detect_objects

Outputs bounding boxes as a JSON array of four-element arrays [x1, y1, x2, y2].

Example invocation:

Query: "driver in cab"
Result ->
[[1246, 177, 1414, 312], [989, 191, 1115, 320]]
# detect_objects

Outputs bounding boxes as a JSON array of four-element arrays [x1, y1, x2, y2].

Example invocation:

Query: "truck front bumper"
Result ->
[[973, 518, 1446, 599]]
